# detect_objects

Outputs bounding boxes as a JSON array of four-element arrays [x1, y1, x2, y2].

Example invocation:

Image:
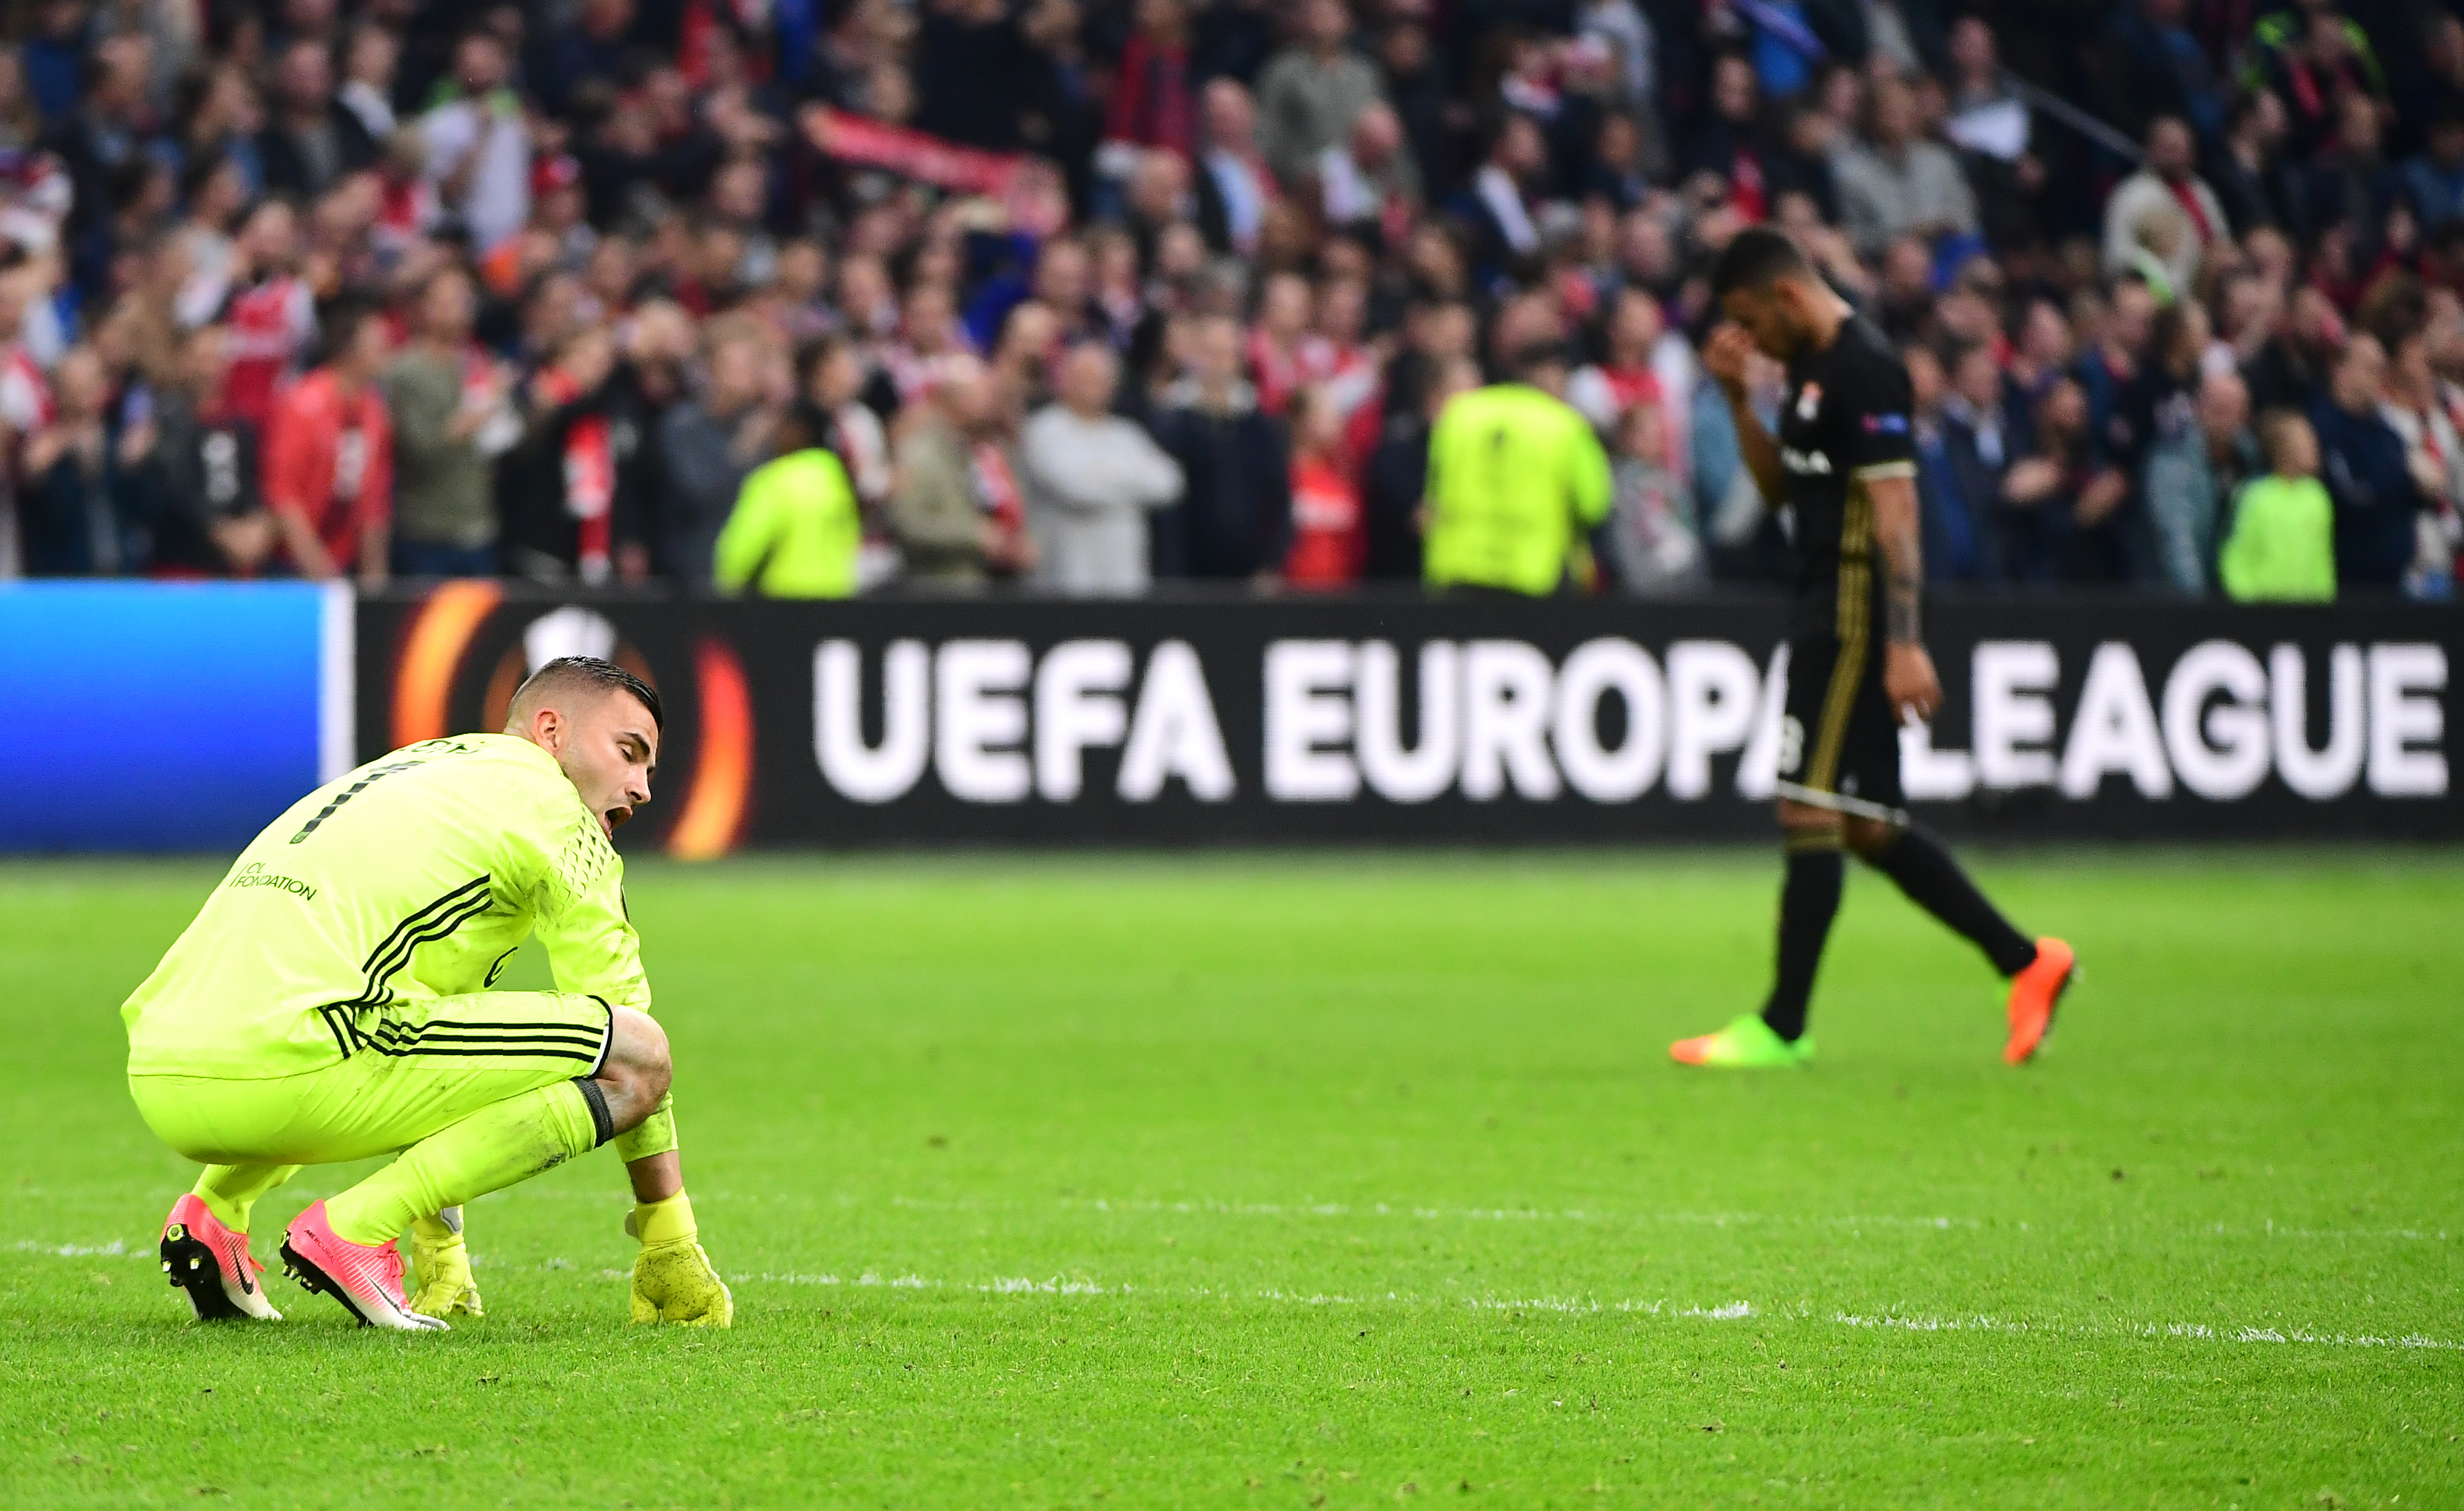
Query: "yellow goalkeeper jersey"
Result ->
[[123, 734, 651, 1079]]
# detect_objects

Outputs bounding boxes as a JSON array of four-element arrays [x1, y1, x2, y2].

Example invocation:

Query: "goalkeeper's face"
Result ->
[[544, 690, 660, 838]]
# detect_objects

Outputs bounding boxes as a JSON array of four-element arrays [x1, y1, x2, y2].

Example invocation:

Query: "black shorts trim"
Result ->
[[584, 996, 615, 1077]]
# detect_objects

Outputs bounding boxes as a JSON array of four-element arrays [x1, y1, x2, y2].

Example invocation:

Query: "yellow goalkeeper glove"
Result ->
[[408, 1208, 484, 1318], [624, 1192, 733, 1328]]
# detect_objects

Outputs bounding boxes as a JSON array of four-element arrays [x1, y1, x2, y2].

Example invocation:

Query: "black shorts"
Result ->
[[1776, 633, 1903, 812]]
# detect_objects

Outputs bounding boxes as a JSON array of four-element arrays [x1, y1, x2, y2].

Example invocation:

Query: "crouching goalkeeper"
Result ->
[[121, 657, 731, 1332]]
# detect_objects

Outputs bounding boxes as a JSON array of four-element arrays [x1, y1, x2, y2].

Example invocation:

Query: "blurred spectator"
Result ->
[[889, 355, 1033, 590], [2220, 408, 2336, 601], [1195, 78, 1275, 258], [0, 47, 45, 153], [171, 153, 247, 327], [1767, 107, 1842, 227], [2076, 278, 2157, 493], [18, 345, 124, 574], [262, 301, 393, 584], [46, 33, 151, 263], [2101, 0, 2224, 147], [1581, 0, 1654, 113], [2365, 276, 2464, 594], [1378, 22, 1449, 197], [714, 406, 862, 598], [1255, 0, 1382, 185], [1150, 311, 1288, 581], [1319, 100, 1419, 244], [531, 0, 637, 116], [1362, 352, 1473, 582], [499, 321, 620, 584], [0, 262, 54, 438], [1833, 74, 1976, 261], [1455, 113, 1549, 289], [2213, 88, 2295, 238], [383, 266, 509, 577], [256, 37, 373, 199], [220, 199, 315, 428], [420, 31, 528, 252], [810, 334, 890, 508], [1245, 269, 1316, 417], [914, 0, 1039, 153], [1601, 393, 1699, 593], [2310, 332, 2424, 591], [1687, 54, 1764, 220], [2403, 14, 2464, 153], [2103, 117, 2224, 297], [1192, 0, 1273, 86], [2298, 91, 2403, 254], [2128, 299, 2209, 470], [117, 323, 273, 578], [335, 23, 397, 143], [2008, 376, 2126, 586], [1107, 0, 1196, 158], [1281, 382, 1360, 588], [1021, 342, 1183, 595], [2407, 106, 2464, 233], [656, 327, 783, 585], [1913, 342, 1997, 587], [2244, 285, 2343, 414], [2246, 0, 2386, 161], [2144, 369, 2259, 594], [598, 301, 694, 584], [1568, 285, 1682, 469], [22, 4, 85, 127], [1946, 338, 2027, 569]]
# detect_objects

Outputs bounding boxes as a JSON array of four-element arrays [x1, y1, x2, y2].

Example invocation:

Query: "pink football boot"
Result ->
[[279, 1200, 449, 1332], [159, 1193, 282, 1322]]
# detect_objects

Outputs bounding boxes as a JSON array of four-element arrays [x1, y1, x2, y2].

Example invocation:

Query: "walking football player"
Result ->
[[122, 657, 733, 1329], [1669, 227, 2076, 1069]]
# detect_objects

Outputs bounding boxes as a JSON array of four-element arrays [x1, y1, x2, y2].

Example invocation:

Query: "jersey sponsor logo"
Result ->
[[1795, 383, 1821, 421], [1781, 446, 1834, 474], [1861, 413, 1909, 435], [223, 861, 318, 902]]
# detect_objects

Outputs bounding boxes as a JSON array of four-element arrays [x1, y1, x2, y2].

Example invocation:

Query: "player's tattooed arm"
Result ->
[[1866, 472, 1942, 723], [1865, 472, 1924, 645]]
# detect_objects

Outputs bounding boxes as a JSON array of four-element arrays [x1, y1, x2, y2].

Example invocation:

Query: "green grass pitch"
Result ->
[[3, 850, 2459, 1508]]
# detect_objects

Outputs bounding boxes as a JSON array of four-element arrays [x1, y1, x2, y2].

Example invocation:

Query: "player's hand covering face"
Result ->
[[1717, 286, 1799, 363], [1700, 321, 1761, 398], [537, 691, 658, 838]]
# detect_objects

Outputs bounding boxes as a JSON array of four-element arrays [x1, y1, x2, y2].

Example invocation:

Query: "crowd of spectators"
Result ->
[[1, 0, 2462, 601]]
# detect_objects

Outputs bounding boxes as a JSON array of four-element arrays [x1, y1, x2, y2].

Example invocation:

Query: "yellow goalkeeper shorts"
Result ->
[[129, 990, 613, 1166]]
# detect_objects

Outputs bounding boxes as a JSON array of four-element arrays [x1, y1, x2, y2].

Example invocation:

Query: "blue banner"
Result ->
[[0, 583, 348, 852]]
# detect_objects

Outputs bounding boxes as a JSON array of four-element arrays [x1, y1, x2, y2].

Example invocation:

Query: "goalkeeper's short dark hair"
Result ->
[[512, 657, 664, 731], [1710, 226, 1815, 299]]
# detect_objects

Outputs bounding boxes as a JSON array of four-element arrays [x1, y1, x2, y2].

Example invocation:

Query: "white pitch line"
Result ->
[[723, 1269, 2459, 1353], [20, 1238, 2447, 1352]]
